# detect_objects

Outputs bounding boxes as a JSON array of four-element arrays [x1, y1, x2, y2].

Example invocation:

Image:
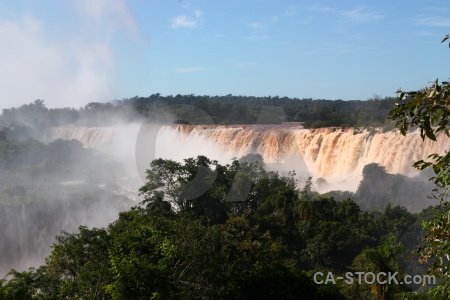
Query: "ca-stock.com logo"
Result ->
[[134, 104, 313, 202]]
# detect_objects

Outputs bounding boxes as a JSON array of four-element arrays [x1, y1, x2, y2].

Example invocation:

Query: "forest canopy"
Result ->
[[0, 95, 397, 140], [0, 154, 438, 299]]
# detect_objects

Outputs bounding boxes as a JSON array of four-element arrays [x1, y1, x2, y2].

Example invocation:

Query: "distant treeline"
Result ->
[[122, 94, 397, 127], [0, 94, 397, 137]]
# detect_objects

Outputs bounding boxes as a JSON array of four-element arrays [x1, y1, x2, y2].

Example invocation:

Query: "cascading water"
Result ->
[[172, 125, 450, 177], [5, 122, 441, 276], [44, 124, 450, 192]]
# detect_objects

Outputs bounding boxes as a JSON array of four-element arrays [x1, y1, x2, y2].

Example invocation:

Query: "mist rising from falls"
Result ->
[[174, 125, 450, 191], [44, 126, 120, 150], [0, 134, 136, 277], [44, 124, 450, 192], [45, 124, 234, 166], [10, 123, 442, 276]]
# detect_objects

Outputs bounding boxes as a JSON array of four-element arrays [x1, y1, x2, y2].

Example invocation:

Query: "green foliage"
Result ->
[[389, 77, 450, 191], [297, 197, 376, 272], [1, 154, 434, 299], [45, 226, 112, 299], [0, 96, 398, 139], [352, 235, 406, 300], [327, 163, 435, 212], [388, 35, 450, 298], [442, 34, 450, 47], [139, 155, 229, 223], [106, 209, 175, 299], [0, 269, 36, 300], [0, 136, 134, 279], [414, 202, 450, 292]]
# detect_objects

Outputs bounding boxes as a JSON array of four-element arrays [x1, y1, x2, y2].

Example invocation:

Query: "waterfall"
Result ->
[[44, 124, 450, 191]]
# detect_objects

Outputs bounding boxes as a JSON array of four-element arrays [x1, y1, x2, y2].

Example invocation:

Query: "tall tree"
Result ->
[[352, 235, 405, 300]]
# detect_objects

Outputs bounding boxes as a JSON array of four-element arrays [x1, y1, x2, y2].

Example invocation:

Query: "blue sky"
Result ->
[[0, 0, 450, 108]]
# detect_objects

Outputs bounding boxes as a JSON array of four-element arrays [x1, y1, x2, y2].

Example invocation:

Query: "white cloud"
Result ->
[[415, 30, 443, 37], [416, 16, 450, 27], [174, 67, 205, 73], [170, 10, 203, 29], [170, 15, 199, 29], [306, 5, 336, 13], [170, 9, 203, 30], [341, 7, 383, 23], [306, 5, 383, 24], [0, 0, 142, 109], [0, 16, 117, 109], [195, 10, 203, 18], [75, 0, 139, 39]]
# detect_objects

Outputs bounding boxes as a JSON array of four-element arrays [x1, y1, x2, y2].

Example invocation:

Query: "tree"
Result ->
[[0, 227, 113, 299], [106, 208, 175, 299], [352, 235, 406, 300], [44, 226, 112, 299], [388, 35, 450, 297], [138, 156, 224, 219]]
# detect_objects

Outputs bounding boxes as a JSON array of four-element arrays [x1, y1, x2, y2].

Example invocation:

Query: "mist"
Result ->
[[44, 122, 443, 211], [0, 99, 444, 277], [0, 0, 142, 109], [0, 116, 235, 276], [0, 136, 136, 277]]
